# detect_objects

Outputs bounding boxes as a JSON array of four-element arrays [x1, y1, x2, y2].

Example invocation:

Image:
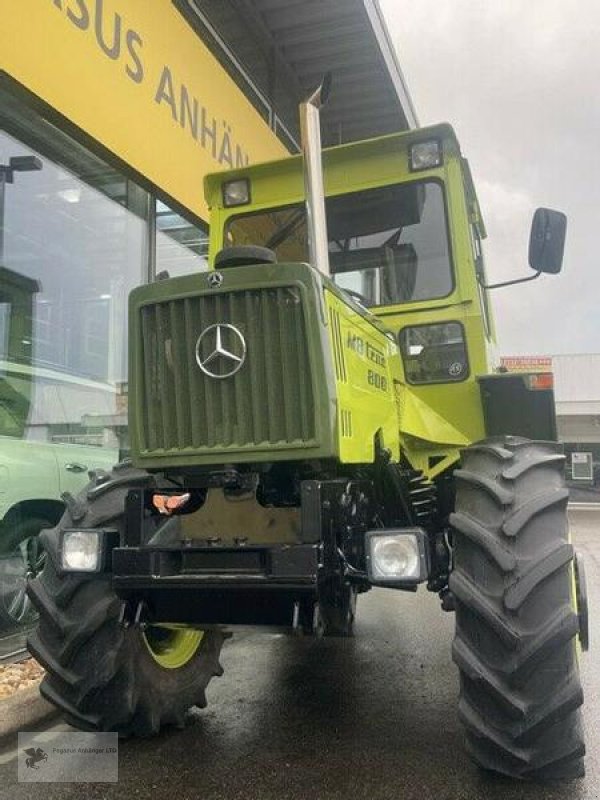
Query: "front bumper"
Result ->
[[112, 543, 321, 626]]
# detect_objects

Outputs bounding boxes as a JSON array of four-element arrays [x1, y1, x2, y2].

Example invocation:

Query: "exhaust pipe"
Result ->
[[300, 74, 331, 277]]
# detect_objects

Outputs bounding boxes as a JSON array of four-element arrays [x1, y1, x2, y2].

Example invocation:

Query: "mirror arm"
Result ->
[[477, 271, 541, 291]]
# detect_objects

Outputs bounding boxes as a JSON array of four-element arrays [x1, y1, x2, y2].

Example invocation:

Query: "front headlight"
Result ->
[[365, 528, 429, 585], [61, 530, 108, 572]]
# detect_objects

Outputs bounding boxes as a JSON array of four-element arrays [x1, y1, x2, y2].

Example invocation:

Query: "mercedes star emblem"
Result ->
[[195, 323, 247, 379], [207, 271, 224, 288]]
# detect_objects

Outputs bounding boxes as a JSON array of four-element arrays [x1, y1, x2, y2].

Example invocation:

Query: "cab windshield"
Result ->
[[225, 181, 453, 307]]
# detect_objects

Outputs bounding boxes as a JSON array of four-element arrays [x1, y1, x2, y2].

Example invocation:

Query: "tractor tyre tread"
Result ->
[[451, 437, 585, 780], [27, 465, 226, 736]]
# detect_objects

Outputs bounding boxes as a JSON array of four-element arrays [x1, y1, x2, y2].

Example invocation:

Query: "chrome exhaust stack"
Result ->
[[300, 74, 331, 277]]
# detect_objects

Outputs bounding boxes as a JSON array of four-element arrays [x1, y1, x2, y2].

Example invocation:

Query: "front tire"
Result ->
[[450, 438, 585, 780], [26, 465, 226, 736], [0, 516, 49, 631]]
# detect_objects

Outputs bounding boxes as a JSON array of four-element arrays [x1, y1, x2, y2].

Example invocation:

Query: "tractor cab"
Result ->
[[204, 123, 494, 469]]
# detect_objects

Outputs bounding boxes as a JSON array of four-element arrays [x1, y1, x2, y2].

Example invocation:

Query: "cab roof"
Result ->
[[204, 122, 460, 210]]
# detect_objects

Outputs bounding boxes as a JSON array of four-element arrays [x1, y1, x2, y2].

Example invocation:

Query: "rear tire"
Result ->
[[26, 465, 227, 736], [450, 437, 585, 780]]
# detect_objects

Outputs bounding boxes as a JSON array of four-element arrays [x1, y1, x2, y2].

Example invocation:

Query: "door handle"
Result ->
[[65, 463, 88, 473]]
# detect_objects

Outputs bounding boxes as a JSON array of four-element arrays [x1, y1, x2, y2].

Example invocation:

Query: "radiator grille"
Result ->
[[137, 287, 316, 454]]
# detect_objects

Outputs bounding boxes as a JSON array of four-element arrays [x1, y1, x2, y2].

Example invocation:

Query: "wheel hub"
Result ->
[[142, 625, 204, 669]]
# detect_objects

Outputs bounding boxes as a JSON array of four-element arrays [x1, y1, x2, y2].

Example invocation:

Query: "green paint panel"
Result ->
[[129, 263, 337, 468]]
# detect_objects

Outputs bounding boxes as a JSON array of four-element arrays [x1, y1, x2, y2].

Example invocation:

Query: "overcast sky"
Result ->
[[379, 0, 600, 356]]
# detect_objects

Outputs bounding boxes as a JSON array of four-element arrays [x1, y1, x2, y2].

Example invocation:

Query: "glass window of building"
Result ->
[[0, 88, 151, 638], [156, 200, 209, 277], [0, 130, 145, 449], [0, 91, 149, 454]]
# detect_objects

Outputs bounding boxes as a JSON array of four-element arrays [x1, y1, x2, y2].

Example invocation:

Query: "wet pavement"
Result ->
[[0, 509, 598, 799]]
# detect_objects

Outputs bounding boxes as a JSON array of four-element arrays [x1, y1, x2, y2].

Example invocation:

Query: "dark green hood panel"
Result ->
[[129, 263, 338, 469]]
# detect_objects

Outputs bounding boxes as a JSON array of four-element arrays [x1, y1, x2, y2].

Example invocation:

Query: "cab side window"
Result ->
[[470, 224, 492, 339], [399, 322, 469, 385]]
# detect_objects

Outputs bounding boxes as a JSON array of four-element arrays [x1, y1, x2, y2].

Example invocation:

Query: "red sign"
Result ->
[[500, 356, 552, 373]]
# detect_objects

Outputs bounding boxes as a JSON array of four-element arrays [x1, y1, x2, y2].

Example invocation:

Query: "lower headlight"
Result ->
[[62, 530, 102, 572], [365, 528, 429, 585]]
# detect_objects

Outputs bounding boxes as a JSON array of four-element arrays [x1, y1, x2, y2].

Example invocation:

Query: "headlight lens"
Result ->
[[366, 529, 428, 584], [62, 531, 102, 572], [371, 535, 419, 579], [409, 140, 442, 171], [222, 178, 250, 207]]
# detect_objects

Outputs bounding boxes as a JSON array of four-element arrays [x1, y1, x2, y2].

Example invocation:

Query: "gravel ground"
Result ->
[[0, 659, 44, 699]]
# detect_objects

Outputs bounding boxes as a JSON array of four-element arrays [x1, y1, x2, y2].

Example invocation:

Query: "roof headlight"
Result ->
[[222, 178, 251, 207], [409, 140, 442, 171]]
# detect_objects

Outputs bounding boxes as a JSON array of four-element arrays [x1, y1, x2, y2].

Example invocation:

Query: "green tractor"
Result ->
[[27, 83, 587, 780]]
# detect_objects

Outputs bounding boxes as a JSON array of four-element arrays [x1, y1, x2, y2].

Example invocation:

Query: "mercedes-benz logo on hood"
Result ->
[[207, 271, 224, 288], [195, 323, 246, 379]]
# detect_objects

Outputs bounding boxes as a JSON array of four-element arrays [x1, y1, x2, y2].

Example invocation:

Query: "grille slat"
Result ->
[[169, 301, 187, 448], [245, 291, 264, 443], [198, 295, 217, 448], [261, 290, 278, 442], [294, 299, 311, 441], [230, 292, 247, 445], [183, 298, 201, 448], [137, 287, 316, 456], [140, 308, 156, 451], [155, 304, 174, 449]]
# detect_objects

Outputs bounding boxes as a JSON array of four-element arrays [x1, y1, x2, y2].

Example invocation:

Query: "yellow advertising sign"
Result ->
[[0, 0, 288, 219]]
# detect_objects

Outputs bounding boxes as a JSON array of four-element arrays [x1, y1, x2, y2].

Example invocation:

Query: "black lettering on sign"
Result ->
[[66, 0, 90, 30], [155, 66, 178, 121], [125, 29, 144, 83], [95, 0, 121, 60], [219, 122, 232, 167], [236, 144, 249, 168], [153, 68, 250, 166], [180, 85, 199, 139], [201, 107, 217, 158], [51, 0, 251, 164], [53, 0, 145, 85]]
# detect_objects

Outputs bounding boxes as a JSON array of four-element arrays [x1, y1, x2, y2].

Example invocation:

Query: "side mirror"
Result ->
[[528, 208, 567, 274]]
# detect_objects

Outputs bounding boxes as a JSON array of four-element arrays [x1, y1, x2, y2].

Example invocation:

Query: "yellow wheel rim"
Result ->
[[143, 625, 204, 669]]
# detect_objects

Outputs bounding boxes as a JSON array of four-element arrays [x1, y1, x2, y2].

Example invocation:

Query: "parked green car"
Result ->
[[0, 360, 118, 631]]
